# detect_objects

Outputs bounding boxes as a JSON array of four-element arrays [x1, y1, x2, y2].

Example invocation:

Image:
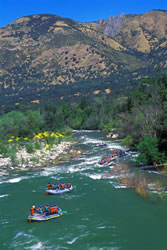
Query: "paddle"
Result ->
[[50, 218, 57, 222], [58, 210, 68, 214]]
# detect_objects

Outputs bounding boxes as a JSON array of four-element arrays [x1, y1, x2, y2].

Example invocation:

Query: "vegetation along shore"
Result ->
[[0, 73, 167, 174]]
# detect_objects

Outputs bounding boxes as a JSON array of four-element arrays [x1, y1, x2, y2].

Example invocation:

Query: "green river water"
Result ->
[[0, 130, 167, 250]]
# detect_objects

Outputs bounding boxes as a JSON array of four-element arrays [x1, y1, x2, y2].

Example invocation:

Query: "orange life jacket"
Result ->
[[67, 183, 71, 188], [48, 184, 53, 189], [61, 184, 65, 189], [30, 207, 35, 215], [53, 206, 58, 213], [50, 207, 54, 214]]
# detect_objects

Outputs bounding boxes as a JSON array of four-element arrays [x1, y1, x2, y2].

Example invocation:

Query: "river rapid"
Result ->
[[0, 130, 167, 250]]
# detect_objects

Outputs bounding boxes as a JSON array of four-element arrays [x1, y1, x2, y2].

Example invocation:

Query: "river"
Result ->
[[0, 130, 167, 250]]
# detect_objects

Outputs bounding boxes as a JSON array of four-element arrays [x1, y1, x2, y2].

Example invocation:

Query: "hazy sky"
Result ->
[[0, 0, 167, 28]]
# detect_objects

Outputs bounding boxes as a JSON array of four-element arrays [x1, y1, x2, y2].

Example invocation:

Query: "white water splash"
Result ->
[[0, 194, 8, 198], [67, 236, 79, 244], [8, 177, 22, 183], [113, 184, 127, 189], [25, 242, 44, 249], [86, 174, 102, 180]]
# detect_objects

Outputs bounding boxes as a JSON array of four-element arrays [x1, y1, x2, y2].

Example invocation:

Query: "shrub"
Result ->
[[136, 136, 166, 165], [103, 123, 113, 132], [25, 142, 35, 154], [121, 135, 134, 148]]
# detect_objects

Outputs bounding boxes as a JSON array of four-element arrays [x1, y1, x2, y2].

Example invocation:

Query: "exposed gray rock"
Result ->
[[104, 13, 124, 37]]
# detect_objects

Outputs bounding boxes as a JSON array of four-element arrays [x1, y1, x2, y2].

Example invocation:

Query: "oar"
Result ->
[[59, 210, 68, 214], [50, 218, 57, 222]]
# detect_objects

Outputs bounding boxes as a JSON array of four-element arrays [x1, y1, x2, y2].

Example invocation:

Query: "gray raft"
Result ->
[[28, 210, 63, 222], [46, 186, 73, 195]]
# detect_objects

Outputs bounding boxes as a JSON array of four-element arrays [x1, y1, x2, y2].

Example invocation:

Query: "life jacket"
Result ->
[[53, 206, 58, 213], [67, 183, 71, 188], [61, 183, 65, 189], [48, 184, 52, 189], [101, 161, 104, 164], [108, 159, 110, 163], [30, 207, 35, 215], [50, 207, 54, 214]]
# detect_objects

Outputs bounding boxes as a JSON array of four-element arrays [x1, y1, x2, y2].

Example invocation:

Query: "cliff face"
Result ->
[[0, 10, 166, 106], [104, 13, 124, 37]]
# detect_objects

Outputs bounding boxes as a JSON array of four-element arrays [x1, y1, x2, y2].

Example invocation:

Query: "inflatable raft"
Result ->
[[28, 210, 63, 222], [96, 143, 107, 147], [97, 156, 117, 167], [46, 186, 73, 195]]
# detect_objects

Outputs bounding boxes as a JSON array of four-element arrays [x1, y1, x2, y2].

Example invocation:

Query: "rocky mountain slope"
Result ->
[[0, 10, 166, 106]]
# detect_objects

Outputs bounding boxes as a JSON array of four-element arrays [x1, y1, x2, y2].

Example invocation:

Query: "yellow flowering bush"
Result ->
[[45, 144, 50, 150]]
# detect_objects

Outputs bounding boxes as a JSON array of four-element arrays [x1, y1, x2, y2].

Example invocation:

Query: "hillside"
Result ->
[[0, 10, 167, 106]]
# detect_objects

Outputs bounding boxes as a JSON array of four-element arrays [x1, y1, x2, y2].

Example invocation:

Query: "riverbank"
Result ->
[[0, 140, 79, 176]]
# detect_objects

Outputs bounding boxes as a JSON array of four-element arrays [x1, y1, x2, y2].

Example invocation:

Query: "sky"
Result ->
[[0, 0, 167, 28]]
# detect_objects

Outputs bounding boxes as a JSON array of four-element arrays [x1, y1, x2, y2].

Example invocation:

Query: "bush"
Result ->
[[103, 123, 113, 132], [25, 142, 35, 154], [136, 136, 166, 165], [64, 127, 72, 136], [121, 135, 134, 148]]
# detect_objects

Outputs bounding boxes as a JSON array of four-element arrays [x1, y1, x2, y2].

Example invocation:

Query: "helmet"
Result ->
[[54, 204, 57, 206], [32, 205, 35, 208], [46, 204, 49, 206], [50, 205, 53, 207], [48, 182, 50, 184], [61, 181, 64, 184], [40, 205, 42, 208]]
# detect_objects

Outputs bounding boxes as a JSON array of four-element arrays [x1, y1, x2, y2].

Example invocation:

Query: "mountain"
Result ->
[[0, 10, 167, 106]]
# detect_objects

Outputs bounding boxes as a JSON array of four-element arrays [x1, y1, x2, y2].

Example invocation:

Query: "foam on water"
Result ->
[[0, 194, 8, 198], [113, 184, 127, 189], [0, 176, 29, 185], [67, 236, 79, 244], [25, 242, 44, 249], [81, 136, 104, 145], [11, 232, 48, 250], [8, 177, 23, 183]]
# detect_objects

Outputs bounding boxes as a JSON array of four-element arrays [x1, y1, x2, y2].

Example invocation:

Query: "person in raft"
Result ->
[[66, 181, 71, 189], [60, 181, 65, 189], [56, 183, 60, 189], [52, 183, 56, 189], [30, 205, 36, 215], [47, 182, 53, 189], [44, 204, 50, 213], [37, 205, 43, 214], [49, 204, 59, 214]]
